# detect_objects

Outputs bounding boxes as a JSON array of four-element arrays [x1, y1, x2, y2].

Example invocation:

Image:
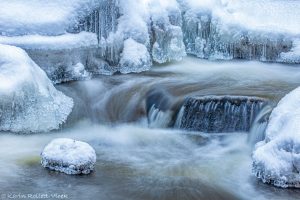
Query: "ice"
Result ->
[[279, 40, 300, 64], [77, 0, 186, 72], [119, 38, 151, 74], [252, 87, 300, 188], [149, 0, 186, 63], [41, 138, 96, 175], [1, 0, 299, 79], [0, 44, 73, 133], [180, 0, 300, 63]]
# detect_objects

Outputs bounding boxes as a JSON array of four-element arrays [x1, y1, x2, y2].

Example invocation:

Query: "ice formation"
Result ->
[[41, 138, 96, 175], [252, 87, 300, 188], [0, 0, 299, 82], [177, 96, 268, 133], [0, 44, 73, 133]]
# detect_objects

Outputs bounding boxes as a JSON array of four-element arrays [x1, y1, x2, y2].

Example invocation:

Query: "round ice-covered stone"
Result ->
[[41, 138, 96, 175]]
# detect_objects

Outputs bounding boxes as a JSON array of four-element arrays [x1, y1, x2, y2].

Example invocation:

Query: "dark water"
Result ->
[[1, 57, 300, 200]]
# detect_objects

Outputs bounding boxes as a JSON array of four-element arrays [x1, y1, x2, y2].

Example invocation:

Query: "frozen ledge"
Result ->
[[0, 32, 98, 50]]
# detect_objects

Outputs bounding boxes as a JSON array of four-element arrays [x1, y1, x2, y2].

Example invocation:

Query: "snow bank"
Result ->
[[0, 44, 73, 133], [0, 0, 101, 36], [41, 138, 96, 175], [252, 87, 300, 188]]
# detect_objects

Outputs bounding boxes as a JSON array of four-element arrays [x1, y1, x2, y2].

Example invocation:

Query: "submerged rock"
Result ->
[[41, 138, 96, 175], [177, 96, 267, 133], [252, 87, 300, 188]]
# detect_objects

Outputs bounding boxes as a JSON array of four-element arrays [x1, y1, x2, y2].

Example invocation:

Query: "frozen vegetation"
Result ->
[[1, 0, 299, 82], [0, 44, 73, 133], [41, 138, 96, 175], [253, 87, 300, 188]]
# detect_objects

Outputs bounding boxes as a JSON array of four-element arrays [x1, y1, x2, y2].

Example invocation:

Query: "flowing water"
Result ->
[[1, 57, 300, 199]]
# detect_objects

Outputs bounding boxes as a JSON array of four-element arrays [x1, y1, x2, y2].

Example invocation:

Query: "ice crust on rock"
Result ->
[[41, 138, 96, 175], [252, 87, 300, 188], [0, 44, 73, 133]]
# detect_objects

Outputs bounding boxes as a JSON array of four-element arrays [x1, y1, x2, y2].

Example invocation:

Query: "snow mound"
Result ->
[[41, 138, 96, 175], [0, 44, 73, 133], [252, 87, 300, 188]]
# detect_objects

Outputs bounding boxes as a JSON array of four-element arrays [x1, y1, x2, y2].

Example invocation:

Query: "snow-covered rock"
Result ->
[[0, 44, 73, 133], [252, 87, 300, 188], [41, 138, 96, 175]]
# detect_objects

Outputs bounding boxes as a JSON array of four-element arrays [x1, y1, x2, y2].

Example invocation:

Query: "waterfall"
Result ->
[[248, 105, 273, 147], [177, 96, 268, 133], [147, 105, 173, 128]]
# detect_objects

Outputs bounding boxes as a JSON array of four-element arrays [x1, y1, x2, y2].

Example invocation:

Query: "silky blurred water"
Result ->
[[1, 57, 300, 200]]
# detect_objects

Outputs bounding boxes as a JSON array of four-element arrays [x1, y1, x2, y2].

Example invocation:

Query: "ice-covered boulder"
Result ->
[[41, 138, 96, 175], [252, 87, 300, 188], [119, 38, 151, 74], [0, 44, 73, 133], [0, 32, 98, 83]]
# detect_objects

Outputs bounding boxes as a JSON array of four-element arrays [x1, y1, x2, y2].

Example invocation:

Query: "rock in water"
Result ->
[[177, 96, 267, 133], [0, 44, 73, 133], [252, 87, 300, 188], [41, 138, 96, 175]]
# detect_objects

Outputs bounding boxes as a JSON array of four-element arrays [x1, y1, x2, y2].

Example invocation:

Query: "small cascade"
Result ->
[[146, 88, 181, 128], [248, 105, 273, 147], [177, 96, 268, 133], [148, 105, 173, 128]]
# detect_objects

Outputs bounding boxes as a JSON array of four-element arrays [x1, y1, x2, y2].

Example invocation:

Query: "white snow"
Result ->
[[0, 32, 98, 50], [41, 138, 96, 175], [252, 87, 300, 188], [0, 0, 101, 36], [0, 44, 73, 133], [184, 0, 300, 35]]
